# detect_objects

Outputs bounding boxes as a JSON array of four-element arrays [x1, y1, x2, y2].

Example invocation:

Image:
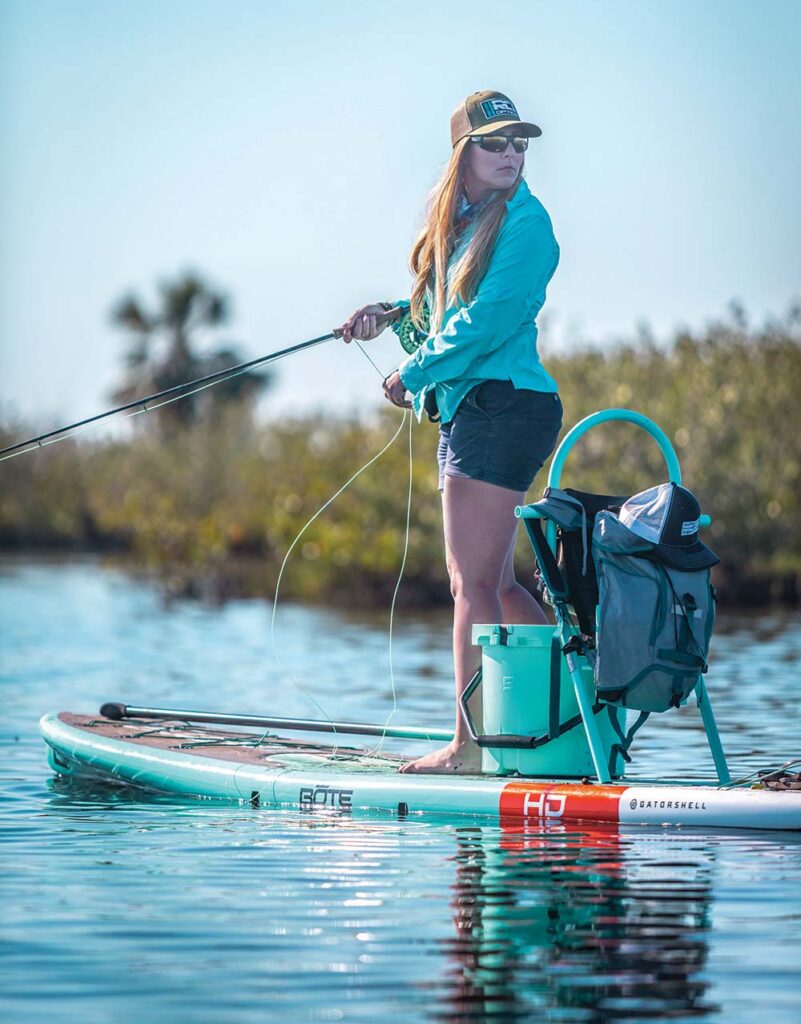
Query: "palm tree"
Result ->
[[110, 271, 269, 430]]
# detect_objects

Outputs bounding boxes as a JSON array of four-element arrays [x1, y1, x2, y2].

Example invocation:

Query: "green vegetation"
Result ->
[[2, 304, 800, 607], [110, 271, 270, 430]]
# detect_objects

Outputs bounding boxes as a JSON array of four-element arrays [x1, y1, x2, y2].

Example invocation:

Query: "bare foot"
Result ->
[[399, 740, 482, 775]]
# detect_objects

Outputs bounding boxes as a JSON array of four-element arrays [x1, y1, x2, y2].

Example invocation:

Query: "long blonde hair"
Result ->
[[409, 138, 523, 332]]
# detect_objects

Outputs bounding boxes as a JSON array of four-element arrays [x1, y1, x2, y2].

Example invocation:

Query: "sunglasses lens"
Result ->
[[476, 136, 529, 153]]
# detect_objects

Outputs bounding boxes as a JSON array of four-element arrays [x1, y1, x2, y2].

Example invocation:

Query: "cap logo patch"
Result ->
[[681, 518, 699, 537], [480, 98, 518, 120]]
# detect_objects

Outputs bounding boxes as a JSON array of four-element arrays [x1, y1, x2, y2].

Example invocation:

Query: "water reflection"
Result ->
[[38, 775, 722, 1021], [436, 823, 717, 1021], [14, 764, 801, 1024]]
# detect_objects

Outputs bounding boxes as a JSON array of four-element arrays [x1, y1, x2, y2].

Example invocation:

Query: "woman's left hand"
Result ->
[[383, 371, 412, 408]]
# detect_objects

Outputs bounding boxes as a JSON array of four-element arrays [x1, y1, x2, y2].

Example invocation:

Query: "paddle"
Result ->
[[100, 702, 453, 743]]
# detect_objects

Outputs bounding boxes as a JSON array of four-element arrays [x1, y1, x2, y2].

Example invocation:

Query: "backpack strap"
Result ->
[[524, 517, 569, 599], [607, 706, 650, 773]]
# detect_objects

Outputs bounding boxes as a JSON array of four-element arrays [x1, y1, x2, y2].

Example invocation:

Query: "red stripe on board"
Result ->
[[499, 782, 627, 823]]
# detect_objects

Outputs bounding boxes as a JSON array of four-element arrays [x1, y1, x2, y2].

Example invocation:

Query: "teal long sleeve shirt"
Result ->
[[397, 179, 560, 424]]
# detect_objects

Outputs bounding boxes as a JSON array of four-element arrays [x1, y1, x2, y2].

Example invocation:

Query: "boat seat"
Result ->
[[504, 409, 732, 785], [521, 486, 629, 638]]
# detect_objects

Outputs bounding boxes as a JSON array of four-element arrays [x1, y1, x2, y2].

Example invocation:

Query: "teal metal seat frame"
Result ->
[[515, 408, 731, 785]]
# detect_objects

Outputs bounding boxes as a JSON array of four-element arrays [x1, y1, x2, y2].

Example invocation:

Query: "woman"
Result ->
[[340, 90, 563, 774]]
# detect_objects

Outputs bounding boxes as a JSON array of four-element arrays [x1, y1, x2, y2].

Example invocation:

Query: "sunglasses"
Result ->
[[470, 135, 529, 154]]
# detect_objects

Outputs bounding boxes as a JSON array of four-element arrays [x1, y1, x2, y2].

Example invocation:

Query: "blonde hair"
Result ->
[[409, 138, 523, 332]]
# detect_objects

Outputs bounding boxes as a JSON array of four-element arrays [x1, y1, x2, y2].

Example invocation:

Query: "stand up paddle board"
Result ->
[[41, 712, 801, 831]]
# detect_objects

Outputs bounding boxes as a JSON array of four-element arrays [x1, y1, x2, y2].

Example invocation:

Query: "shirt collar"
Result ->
[[507, 178, 531, 209], [460, 178, 530, 217]]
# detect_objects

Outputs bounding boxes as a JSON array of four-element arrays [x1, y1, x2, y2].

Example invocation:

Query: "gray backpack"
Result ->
[[592, 510, 716, 760]]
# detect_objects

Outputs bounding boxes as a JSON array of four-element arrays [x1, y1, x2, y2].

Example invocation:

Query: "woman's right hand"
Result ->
[[338, 304, 389, 344]]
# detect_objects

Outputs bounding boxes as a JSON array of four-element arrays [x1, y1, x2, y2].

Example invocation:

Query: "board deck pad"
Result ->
[[56, 713, 407, 772]]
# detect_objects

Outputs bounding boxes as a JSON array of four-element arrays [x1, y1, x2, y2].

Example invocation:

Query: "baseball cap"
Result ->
[[619, 482, 720, 570], [450, 90, 542, 147]]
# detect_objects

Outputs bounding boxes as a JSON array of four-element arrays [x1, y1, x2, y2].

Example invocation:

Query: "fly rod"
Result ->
[[1, 307, 403, 459], [99, 702, 453, 743]]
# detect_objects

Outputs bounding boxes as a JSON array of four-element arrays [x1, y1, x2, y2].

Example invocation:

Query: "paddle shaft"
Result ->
[[100, 703, 453, 742]]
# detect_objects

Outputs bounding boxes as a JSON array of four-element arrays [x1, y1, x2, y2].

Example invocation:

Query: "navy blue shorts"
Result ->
[[437, 381, 563, 493]]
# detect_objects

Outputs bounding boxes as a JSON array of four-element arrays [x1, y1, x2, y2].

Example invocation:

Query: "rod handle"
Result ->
[[332, 306, 404, 340]]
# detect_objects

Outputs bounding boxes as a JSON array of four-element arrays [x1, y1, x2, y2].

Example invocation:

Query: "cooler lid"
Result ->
[[472, 623, 557, 648]]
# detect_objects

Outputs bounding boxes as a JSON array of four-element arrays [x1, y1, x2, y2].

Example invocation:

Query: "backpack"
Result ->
[[592, 509, 716, 761]]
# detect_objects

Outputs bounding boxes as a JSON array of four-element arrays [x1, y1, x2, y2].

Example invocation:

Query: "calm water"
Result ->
[[2, 557, 800, 1023]]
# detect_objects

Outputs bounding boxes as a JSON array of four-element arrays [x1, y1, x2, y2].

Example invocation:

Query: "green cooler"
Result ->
[[472, 624, 622, 778]]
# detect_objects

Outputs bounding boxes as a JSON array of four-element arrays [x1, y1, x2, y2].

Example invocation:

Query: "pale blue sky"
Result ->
[[1, 0, 799, 429]]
